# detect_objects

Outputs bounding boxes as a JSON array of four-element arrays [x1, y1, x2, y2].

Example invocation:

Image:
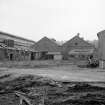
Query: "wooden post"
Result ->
[[15, 91, 33, 105]]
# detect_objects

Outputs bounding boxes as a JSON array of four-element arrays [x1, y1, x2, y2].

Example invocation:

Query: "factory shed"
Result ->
[[62, 34, 95, 60], [0, 31, 36, 61], [31, 37, 62, 60]]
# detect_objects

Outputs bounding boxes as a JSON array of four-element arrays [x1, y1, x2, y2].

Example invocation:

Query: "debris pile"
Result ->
[[0, 74, 105, 105]]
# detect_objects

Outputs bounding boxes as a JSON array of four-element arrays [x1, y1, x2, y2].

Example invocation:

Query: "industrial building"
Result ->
[[62, 34, 95, 60], [31, 37, 62, 60], [0, 31, 97, 62], [0, 31, 36, 61]]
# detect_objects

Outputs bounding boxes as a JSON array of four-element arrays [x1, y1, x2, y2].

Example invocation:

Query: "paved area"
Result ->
[[0, 65, 105, 82]]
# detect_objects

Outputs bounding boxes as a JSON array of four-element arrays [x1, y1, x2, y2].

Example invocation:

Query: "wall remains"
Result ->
[[97, 30, 105, 69]]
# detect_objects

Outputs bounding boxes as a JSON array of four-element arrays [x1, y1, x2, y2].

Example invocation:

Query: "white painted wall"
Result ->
[[54, 54, 62, 60]]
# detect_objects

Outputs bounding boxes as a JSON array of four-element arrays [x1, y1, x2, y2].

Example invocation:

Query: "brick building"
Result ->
[[62, 34, 95, 60]]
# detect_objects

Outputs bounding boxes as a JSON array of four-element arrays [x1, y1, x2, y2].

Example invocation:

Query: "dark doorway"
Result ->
[[31, 52, 34, 60], [10, 54, 13, 61]]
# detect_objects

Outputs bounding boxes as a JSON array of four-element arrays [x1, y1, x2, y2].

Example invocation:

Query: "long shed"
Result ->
[[0, 31, 36, 61]]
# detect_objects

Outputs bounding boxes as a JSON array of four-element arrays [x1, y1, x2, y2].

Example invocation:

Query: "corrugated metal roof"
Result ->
[[0, 31, 35, 43]]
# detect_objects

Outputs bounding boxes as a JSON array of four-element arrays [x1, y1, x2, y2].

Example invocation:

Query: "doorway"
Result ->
[[9, 53, 13, 61], [31, 52, 34, 60]]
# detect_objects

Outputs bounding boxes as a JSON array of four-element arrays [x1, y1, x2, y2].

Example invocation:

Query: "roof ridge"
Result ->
[[0, 31, 35, 43], [37, 36, 59, 45], [62, 34, 94, 47], [31, 36, 61, 52]]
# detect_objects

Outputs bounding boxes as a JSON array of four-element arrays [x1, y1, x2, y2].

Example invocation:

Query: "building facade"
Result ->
[[97, 30, 105, 68], [0, 32, 36, 61], [62, 34, 95, 60], [31, 37, 62, 60]]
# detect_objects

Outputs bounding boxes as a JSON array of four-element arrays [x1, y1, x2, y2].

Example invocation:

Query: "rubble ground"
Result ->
[[0, 74, 105, 105], [0, 61, 105, 105]]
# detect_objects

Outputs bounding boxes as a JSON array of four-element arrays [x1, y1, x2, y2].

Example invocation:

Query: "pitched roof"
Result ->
[[31, 37, 61, 52], [0, 31, 35, 43], [62, 35, 94, 48]]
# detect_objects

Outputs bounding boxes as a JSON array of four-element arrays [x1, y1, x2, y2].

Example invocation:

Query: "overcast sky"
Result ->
[[0, 0, 105, 41]]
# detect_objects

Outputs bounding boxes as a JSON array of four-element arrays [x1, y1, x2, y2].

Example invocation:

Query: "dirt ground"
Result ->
[[1, 64, 105, 82], [0, 62, 105, 105], [0, 74, 105, 105]]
